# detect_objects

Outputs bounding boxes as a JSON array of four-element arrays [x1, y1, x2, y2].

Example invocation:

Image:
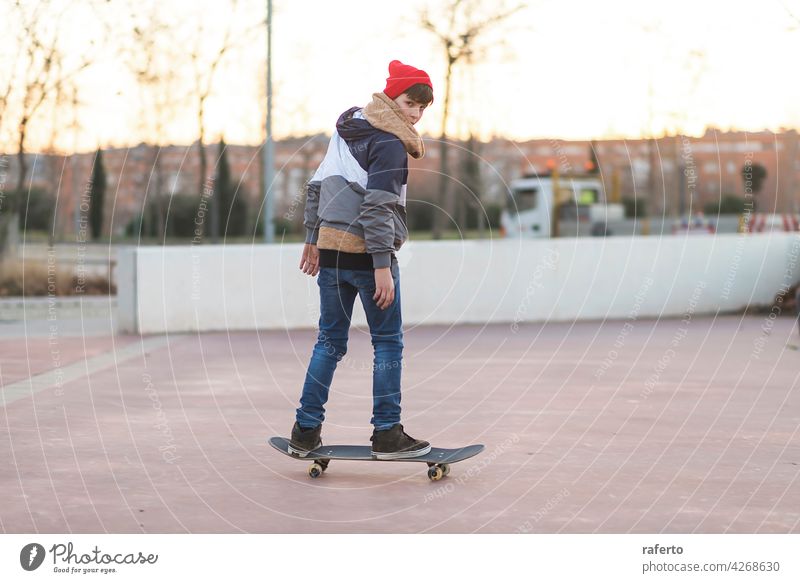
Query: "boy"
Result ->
[[290, 60, 434, 459]]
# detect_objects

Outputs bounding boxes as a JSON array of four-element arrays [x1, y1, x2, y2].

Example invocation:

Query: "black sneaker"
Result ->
[[370, 424, 431, 459], [288, 422, 322, 457]]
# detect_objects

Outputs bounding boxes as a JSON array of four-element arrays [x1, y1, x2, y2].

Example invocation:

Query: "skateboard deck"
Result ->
[[269, 436, 484, 480]]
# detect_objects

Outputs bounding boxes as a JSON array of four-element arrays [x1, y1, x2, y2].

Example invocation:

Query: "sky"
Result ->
[[4, 0, 800, 153]]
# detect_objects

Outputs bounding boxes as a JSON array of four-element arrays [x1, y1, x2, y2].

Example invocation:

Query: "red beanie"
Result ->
[[383, 60, 433, 102]]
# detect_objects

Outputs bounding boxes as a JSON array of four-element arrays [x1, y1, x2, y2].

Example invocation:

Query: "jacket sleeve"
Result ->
[[303, 180, 322, 244], [359, 138, 406, 269]]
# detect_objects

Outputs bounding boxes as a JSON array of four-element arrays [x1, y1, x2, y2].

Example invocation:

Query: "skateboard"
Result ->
[[269, 437, 484, 481]]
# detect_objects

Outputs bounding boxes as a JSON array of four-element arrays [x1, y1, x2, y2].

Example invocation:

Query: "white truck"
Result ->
[[500, 172, 625, 238]]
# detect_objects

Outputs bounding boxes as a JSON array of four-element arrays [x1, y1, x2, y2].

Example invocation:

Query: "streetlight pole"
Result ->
[[262, 0, 275, 243]]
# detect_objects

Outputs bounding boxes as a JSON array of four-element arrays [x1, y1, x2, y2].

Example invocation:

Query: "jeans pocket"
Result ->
[[316, 267, 335, 288], [358, 270, 376, 294]]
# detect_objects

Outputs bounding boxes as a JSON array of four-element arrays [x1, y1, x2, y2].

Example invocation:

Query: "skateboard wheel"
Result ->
[[427, 466, 444, 481], [308, 463, 324, 479], [441, 464, 450, 476]]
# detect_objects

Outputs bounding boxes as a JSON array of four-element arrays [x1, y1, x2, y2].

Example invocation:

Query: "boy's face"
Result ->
[[393, 92, 428, 125]]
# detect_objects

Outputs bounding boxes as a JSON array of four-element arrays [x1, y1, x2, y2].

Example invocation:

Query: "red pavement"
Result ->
[[0, 337, 140, 387], [1, 316, 798, 533]]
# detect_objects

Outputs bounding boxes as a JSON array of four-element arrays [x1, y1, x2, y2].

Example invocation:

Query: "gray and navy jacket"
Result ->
[[303, 106, 409, 270]]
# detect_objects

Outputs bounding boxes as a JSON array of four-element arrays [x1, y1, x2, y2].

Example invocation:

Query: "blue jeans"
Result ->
[[296, 261, 403, 431]]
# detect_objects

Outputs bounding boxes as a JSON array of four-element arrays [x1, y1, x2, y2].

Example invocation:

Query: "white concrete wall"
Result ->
[[116, 233, 800, 334], [116, 247, 137, 332]]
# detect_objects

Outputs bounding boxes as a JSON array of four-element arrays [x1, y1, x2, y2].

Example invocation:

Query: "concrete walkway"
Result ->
[[0, 315, 798, 533], [0, 296, 115, 322]]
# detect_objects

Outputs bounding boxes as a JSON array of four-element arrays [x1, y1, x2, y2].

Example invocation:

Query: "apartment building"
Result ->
[[3, 128, 797, 237]]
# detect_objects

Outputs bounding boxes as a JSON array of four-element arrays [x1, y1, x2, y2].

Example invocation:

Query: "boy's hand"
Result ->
[[373, 267, 395, 309], [299, 243, 319, 276]]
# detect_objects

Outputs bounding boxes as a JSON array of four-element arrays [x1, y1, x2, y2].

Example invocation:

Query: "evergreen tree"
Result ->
[[213, 138, 248, 238], [741, 162, 767, 213], [89, 148, 107, 240]]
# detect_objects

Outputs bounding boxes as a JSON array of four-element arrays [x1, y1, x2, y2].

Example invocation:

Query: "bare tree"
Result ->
[[0, 1, 96, 256], [782, 3, 800, 213], [119, 0, 189, 241], [670, 49, 707, 217], [640, 18, 663, 220], [637, 19, 709, 218], [0, 4, 26, 140], [420, 0, 523, 239], [186, 0, 261, 242], [41, 71, 76, 245]]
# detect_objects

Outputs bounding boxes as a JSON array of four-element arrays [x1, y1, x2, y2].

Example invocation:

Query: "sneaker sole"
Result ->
[[371, 444, 432, 460], [288, 442, 321, 457]]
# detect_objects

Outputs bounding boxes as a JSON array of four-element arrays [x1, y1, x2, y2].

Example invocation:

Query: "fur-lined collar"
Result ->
[[362, 92, 425, 159]]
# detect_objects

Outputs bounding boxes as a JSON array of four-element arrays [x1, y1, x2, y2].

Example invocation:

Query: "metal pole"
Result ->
[[551, 166, 559, 239], [72, 87, 80, 239], [262, 0, 275, 243]]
